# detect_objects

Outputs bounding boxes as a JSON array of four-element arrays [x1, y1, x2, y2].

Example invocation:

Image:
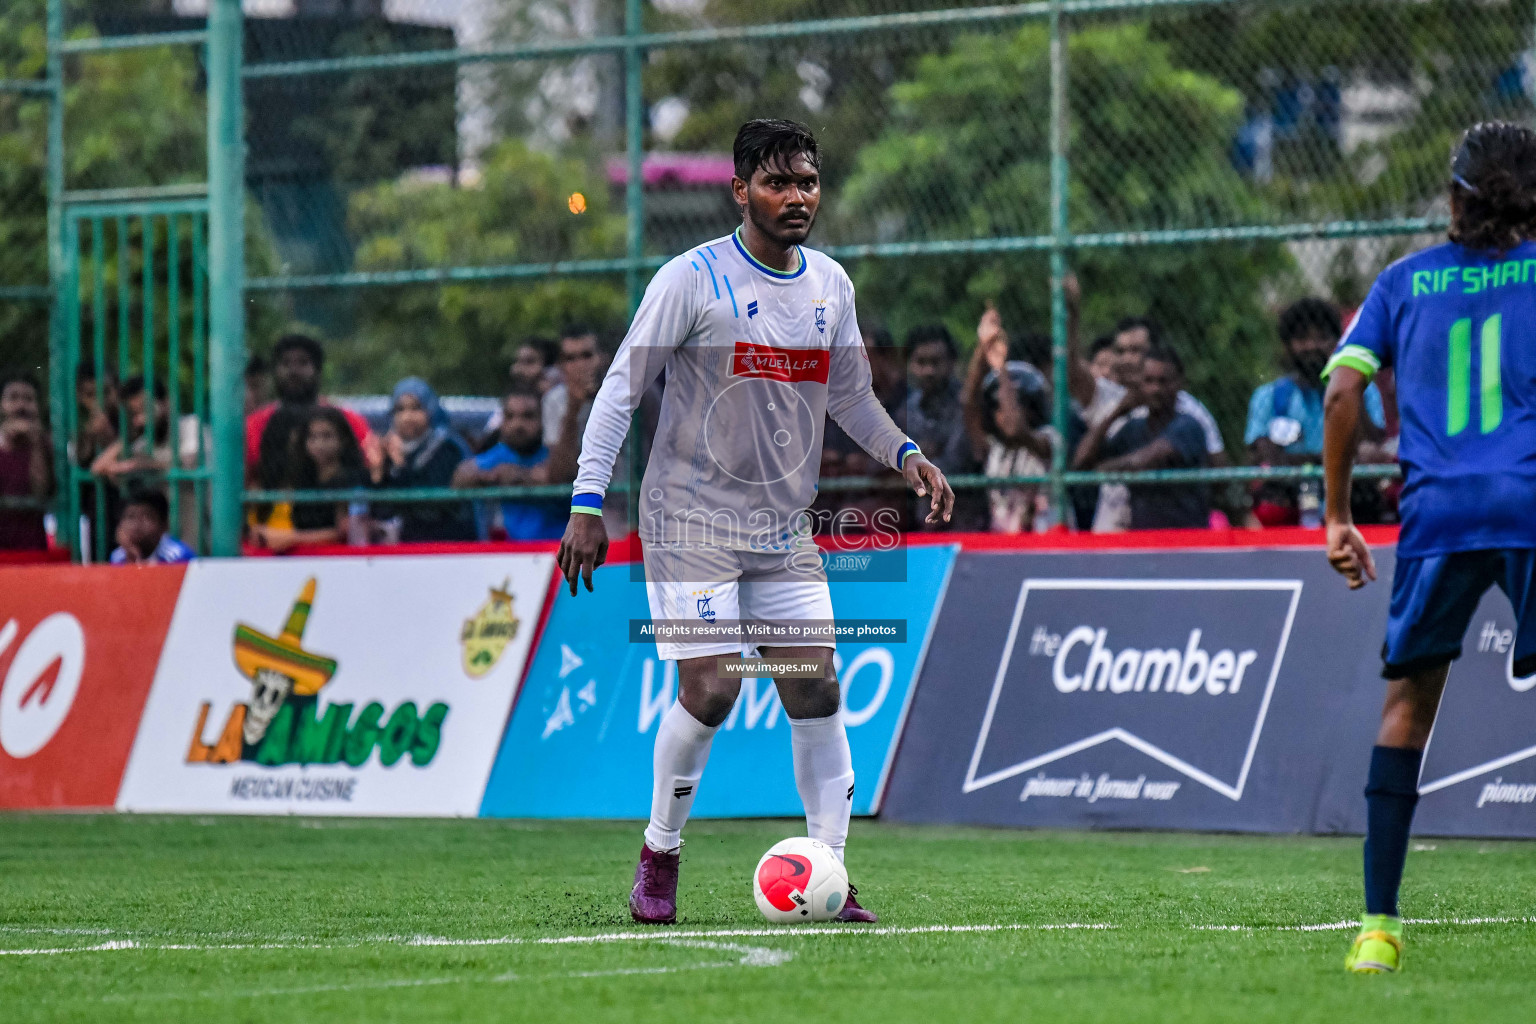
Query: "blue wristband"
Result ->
[[897, 441, 921, 468], [570, 492, 604, 516]]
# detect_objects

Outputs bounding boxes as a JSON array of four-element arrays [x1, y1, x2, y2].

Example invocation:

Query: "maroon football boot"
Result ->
[[835, 885, 878, 923], [629, 843, 680, 924]]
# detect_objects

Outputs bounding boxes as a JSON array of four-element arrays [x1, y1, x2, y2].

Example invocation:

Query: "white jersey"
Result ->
[[574, 230, 912, 550]]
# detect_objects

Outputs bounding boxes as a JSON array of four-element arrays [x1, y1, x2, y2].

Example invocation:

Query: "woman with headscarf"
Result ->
[[373, 377, 476, 543]]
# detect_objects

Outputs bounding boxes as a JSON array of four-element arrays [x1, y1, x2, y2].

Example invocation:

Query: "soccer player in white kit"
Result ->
[[557, 119, 955, 924]]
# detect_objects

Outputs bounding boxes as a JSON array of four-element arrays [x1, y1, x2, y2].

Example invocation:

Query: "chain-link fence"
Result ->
[[4, 1, 1533, 553]]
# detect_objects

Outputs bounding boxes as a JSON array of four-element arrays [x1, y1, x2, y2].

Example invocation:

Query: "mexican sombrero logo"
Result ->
[[232, 577, 338, 747], [187, 577, 449, 769]]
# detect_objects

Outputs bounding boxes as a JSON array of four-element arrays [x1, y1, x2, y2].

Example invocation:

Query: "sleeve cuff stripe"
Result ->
[[1322, 352, 1379, 380], [570, 505, 604, 517], [897, 441, 921, 467], [571, 493, 603, 510]]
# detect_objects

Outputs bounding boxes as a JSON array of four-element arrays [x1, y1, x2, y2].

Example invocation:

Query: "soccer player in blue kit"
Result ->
[[1322, 121, 1536, 973]]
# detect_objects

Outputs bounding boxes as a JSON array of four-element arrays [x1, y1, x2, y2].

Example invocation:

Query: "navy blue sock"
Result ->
[[1363, 745, 1423, 917]]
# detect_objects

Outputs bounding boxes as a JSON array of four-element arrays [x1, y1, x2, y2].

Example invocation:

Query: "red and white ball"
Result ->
[[752, 837, 848, 923]]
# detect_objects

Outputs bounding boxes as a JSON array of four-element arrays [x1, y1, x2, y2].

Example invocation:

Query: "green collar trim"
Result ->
[[733, 227, 805, 280]]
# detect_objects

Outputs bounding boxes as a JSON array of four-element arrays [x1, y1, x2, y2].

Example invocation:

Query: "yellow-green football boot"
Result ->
[[1345, 914, 1403, 973]]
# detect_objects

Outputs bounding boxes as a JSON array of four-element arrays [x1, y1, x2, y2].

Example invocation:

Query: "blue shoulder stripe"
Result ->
[[697, 250, 720, 299], [723, 274, 739, 317]]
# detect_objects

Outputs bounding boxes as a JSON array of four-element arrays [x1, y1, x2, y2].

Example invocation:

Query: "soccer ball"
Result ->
[[752, 837, 848, 923]]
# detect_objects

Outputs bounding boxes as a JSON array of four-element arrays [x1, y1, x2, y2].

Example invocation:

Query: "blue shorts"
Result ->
[[1383, 549, 1536, 678]]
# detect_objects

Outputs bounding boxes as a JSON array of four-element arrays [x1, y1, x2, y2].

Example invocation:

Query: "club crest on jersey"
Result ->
[[813, 300, 827, 334], [696, 595, 717, 623], [730, 341, 830, 384]]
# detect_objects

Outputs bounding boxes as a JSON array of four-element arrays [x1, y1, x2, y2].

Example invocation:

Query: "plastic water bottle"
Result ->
[[1297, 479, 1322, 529], [347, 501, 370, 546]]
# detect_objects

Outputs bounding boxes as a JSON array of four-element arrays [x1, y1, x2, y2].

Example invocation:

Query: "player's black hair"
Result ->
[[1449, 121, 1536, 255], [245, 353, 268, 378], [903, 323, 956, 362], [1143, 344, 1185, 378], [733, 119, 821, 182], [1088, 334, 1115, 359], [271, 333, 325, 371], [1113, 315, 1163, 347], [122, 486, 170, 525], [1277, 297, 1341, 346]]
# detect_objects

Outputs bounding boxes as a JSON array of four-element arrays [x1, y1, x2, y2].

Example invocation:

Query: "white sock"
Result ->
[[643, 702, 718, 853], [790, 712, 854, 864]]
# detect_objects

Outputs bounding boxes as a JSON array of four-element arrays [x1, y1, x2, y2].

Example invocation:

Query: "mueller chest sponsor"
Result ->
[[964, 580, 1301, 801], [731, 341, 829, 384]]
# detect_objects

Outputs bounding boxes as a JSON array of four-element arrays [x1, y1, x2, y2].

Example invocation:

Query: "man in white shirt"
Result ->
[[557, 119, 954, 926]]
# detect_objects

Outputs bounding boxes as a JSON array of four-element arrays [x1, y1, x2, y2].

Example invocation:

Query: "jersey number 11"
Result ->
[[1449, 314, 1502, 436]]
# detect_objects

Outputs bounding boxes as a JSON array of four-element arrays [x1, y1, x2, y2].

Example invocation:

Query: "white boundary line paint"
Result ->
[[961, 579, 1303, 801], [7, 917, 1536, 957], [97, 939, 792, 1003]]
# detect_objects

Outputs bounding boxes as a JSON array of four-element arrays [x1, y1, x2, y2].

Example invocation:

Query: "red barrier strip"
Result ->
[[243, 525, 1397, 563]]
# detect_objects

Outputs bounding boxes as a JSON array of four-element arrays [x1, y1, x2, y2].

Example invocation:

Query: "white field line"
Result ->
[[98, 939, 790, 1003], [1194, 915, 1536, 932], [4, 916, 1534, 957]]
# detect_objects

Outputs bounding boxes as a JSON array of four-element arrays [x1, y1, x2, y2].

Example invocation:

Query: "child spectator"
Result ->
[[110, 489, 194, 564]]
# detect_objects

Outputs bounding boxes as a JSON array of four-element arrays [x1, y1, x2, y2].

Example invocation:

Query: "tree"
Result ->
[[839, 21, 1300, 444], [1, 8, 208, 386], [330, 140, 628, 394]]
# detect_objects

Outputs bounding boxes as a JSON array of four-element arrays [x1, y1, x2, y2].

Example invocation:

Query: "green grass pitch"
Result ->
[[4, 815, 1536, 1023]]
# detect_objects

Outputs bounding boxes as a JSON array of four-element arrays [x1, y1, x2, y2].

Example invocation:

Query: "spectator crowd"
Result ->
[[0, 282, 1401, 557]]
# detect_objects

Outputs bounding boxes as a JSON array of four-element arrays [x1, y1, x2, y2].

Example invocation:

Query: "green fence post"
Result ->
[[207, 0, 246, 557], [625, 0, 645, 316], [45, 0, 67, 552], [625, 0, 646, 534], [1048, 0, 1070, 526]]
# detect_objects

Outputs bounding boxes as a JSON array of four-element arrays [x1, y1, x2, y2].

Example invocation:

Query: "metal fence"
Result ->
[[3, 0, 1533, 556]]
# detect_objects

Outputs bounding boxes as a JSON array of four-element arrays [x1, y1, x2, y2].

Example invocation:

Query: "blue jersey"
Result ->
[[1325, 240, 1536, 557], [472, 443, 566, 540]]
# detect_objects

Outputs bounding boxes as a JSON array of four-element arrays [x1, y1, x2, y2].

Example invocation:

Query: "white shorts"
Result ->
[[643, 543, 836, 662]]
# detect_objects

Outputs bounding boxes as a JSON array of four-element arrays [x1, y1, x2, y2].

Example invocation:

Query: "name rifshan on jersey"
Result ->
[[1324, 239, 1536, 557], [574, 230, 913, 550]]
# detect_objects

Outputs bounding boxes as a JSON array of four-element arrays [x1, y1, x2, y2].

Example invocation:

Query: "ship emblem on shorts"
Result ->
[[697, 595, 717, 623]]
